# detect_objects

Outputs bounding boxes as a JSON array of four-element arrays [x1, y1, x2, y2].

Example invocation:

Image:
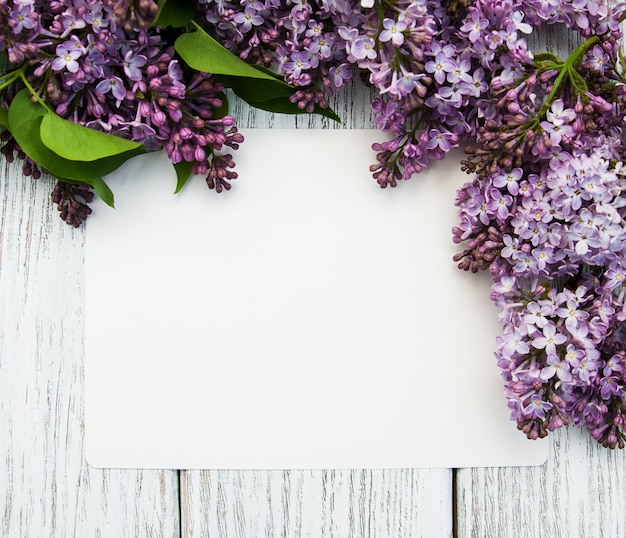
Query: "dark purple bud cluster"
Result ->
[[51, 181, 94, 227]]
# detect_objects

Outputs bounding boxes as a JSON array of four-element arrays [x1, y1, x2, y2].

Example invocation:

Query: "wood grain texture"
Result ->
[[181, 469, 453, 538], [456, 428, 626, 538], [0, 160, 180, 537]]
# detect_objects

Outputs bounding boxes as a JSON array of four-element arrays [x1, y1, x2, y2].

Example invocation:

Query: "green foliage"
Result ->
[[175, 25, 283, 82], [7, 89, 146, 207], [173, 160, 194, 193], [175, 24, 339, 120], [2, 17, 340, 212], [90, 177, 116, 207], [241, 96, 342, 122], [40, 113, 143, 161], [534, 52, 562, 64], [152, 0, 195, 28], [0, 107, 8, 129], [212, 91, 230, 119]]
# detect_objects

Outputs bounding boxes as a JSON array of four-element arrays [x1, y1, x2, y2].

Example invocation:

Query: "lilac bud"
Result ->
[[575, 98, 584, 114], [508, 102, 521, 114], [152, 109, 167, 126]]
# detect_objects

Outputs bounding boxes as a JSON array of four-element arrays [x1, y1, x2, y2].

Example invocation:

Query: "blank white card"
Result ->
[[84, 129, 549, 469]]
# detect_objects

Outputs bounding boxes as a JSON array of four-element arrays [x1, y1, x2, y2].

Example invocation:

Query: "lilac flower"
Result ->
[[10, 4, 37, 34], [541, 354, 573, 383], [523, 302, 551, 329], [305, 20, 323, 38], [425, 50, 456, 85], [460, 10, 489, 42], [379, 18, 407, 47], [587, 45, 609, 73], [394, 67, 425, 96], [329, 63, 352, 88], [556, 300, 590, 330], [570, 350, 599, 383], [84, 9, 107, 30], [532, 323, 567, 356], [600, 376, 622, 400], [486, 188, 513, 221], [51, 43, 82, 73], [351, 36, 377, 61], [524, 394, 553, 420], [233, 8, 263, 33], [123, 50, 148, 81], [493, 168, 522, 195], [499, 327, 530, 357], [96, 75, 127, 101], [424, 128, 456, 152], [283, 51, 312, 78]]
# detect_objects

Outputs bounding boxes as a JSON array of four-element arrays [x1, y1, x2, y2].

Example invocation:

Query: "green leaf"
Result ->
[[173, 160, 194, 193], [212, 91, 230, 119], [244, 63, 288, 81], [0, 107, 8, 129], [568, 67, 588, 93], [240, 95, 342, 123], [90, 177, 115, 207], [314, 105, 341, 123], [173, 24, 340, 120], [221, 75, 294, 103], [8, 89, 143, 182], [175, 26, 284, 83], [152, 0, 194, 28], [40, 112, 144, 162], [534, 52, 562, 63]]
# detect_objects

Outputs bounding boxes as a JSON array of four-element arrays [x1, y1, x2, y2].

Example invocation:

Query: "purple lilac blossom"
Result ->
[[3, 0, 626, 448], [0, 0, 244, 226], [452, 0, 626, 448]]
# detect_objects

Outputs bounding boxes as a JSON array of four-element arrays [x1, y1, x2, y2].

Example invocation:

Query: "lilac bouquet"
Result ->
[[0, 0, 298, 225], [193, 0, 626, 447], [3, 0, 626, 448]]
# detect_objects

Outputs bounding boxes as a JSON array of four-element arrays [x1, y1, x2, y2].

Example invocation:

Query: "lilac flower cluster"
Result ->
[[197, 0, 361, 113], [196, 0, 626, 445], [0, 0, 242, 225], [452, 0, 626, 447], [3, 0, 626, 447], [196, 1, 534, 185]]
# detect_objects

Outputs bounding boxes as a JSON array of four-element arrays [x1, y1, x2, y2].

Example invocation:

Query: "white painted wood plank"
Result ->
[[181, 469, 452, 538], [0, 160, 180, 537], [456, 428, 626, 538]]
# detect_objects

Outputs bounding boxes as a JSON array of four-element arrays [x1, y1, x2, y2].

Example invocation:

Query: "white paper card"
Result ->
[[85, 129, 549, 469]]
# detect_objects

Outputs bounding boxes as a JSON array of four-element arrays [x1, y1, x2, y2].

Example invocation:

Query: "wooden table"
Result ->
[[2, 60, 626, 538]]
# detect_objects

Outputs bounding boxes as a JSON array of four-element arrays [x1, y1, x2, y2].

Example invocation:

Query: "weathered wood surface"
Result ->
[[457, 426, 626, 538], [181, 469, 453, 537], [0, 160, 181, 537], [1, 43, 625, 538]]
